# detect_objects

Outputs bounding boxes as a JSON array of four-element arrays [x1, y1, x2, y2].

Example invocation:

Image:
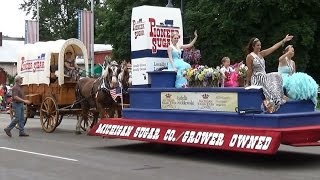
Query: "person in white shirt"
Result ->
[[220, 57, 242, 87]]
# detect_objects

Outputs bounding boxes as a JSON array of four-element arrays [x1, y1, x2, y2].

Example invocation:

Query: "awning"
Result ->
[[86, 64, 103, 77]]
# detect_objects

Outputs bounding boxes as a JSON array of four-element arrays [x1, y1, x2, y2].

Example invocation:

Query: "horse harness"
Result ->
[[92, 65, 120, 102], [92, 76, 111, 99]]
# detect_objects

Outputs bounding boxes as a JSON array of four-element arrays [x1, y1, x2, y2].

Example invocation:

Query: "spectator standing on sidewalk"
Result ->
[[4, 75, 31, 137]]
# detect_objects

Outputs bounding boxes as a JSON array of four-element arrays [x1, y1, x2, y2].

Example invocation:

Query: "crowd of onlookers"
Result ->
[[0, 83, 12, 112]]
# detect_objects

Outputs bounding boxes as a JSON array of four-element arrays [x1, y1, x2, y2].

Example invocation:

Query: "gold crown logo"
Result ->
[[202, 93, 209, 99], [165, 93, 172, 98]]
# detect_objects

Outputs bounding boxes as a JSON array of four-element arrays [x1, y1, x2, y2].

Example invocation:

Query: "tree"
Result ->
[[20, 0, 91, 41], [19, 0, 320, 82], [183, 0, 320, 74], [95, 0, 168, 61]]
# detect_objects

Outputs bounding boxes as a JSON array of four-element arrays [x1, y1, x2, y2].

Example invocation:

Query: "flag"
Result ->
[[25, 20, 39, 44], [78, 10, 93, 58], [110, 87, 122, 102]]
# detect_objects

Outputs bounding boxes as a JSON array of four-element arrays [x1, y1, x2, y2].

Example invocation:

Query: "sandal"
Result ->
[[263, 100, 276, 113]]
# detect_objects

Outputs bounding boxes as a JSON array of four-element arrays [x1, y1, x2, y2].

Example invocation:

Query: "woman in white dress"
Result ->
[[245, 34, 293, 113]]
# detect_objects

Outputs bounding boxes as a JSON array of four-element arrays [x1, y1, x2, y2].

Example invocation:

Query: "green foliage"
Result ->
[[95, 0, 166, 60], [20, 0, 90, 41], [19, 0, 320, 82], [184, 0, 320, 74], [7, 74, 15, 85]]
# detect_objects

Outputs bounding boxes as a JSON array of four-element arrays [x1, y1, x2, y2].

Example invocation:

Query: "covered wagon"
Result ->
[[16, 38, 89, 132]]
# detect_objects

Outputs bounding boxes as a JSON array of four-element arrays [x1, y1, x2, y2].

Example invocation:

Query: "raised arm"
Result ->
[[180, 30, 198, 49], [278, 51, 291, 65], [279, 48, 295, 66], [260, 34, 293, 58], [245, 54, 253, 86]]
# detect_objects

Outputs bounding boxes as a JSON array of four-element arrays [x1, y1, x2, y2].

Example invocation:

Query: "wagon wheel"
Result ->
[[80, 111, 98, 131], [56, 115, 63, 127], [40, 96, 58, 133]]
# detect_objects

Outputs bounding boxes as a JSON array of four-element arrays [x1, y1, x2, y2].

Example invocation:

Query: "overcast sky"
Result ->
[[0, 0, 32, 37]]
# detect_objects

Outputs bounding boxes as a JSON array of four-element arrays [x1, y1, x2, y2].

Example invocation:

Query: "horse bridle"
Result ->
[[90, 66, 109, 98], [118, 63, 126, 87], [118, 62, 132, 91]]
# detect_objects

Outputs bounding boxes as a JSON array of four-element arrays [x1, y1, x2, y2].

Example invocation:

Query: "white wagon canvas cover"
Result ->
[[17, 38, 89, 85]]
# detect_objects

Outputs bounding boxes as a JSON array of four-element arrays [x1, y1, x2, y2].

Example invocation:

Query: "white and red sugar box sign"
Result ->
[[131, 5, 183, 85], [17, 42, 51, 85]]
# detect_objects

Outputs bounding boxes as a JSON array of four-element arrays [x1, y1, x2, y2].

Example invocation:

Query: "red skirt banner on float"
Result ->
[[88, 119, 282, 154]]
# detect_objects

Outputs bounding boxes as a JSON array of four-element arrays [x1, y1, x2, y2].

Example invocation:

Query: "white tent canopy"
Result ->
[[17, 38, 89, 85]]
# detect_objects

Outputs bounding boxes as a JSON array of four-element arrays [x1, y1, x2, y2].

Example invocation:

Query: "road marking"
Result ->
[[0, 147, 78, 162]]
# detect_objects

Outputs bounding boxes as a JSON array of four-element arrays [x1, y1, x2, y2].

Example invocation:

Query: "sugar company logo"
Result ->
[[198, 93, 215, 110], [21, 53, 45, 73], [132, 18, 145, 39], [161, 93, 176, 109], [202, 93, 209, 99], [149, 18, 179, 54]]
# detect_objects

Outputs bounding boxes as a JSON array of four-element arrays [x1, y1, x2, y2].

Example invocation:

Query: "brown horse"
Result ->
[[75, 61, 121, 134], [109, 61, 132, 118]]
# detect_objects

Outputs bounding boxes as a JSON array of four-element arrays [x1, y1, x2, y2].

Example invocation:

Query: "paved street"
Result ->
[[0, 113, 320, 180]]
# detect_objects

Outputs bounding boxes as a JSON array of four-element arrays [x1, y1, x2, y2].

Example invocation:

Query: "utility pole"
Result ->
[[166, 0, 173, 7], [37, 0, 40, 42], [180, 0, 185, 43], [90, 0, 95, 77], [165, 0, 185, 43]]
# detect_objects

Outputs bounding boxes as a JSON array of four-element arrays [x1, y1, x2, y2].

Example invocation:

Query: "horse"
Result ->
[[109, 61, 132, 118], [74, 61, 121, 134]]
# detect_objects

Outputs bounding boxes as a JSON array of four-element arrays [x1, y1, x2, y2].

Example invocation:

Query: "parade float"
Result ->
[[88, 5, 320, 155]]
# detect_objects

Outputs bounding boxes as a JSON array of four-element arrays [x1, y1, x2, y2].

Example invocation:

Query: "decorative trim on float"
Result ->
[[89, 119, 320, 154], [88, 118, 285, 154]]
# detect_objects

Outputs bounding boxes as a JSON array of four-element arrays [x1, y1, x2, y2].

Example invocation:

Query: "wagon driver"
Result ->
[[64, 50, 80, 81], [4, 75, 31, 137]]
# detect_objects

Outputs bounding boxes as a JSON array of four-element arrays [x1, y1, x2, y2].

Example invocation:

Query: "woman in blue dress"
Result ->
[[278, 45, 318, 107], [167, 31, 198, 88]]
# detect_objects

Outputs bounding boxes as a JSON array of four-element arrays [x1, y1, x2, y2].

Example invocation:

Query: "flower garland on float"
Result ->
[[184, 64, 248, 87]]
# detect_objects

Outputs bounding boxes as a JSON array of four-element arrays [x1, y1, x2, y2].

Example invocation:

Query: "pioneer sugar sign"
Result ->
[[131, 6, 183, 86]]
